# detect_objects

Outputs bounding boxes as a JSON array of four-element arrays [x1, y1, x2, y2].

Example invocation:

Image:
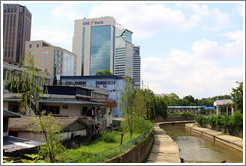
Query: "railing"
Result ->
[[68, 124, 153, 163]]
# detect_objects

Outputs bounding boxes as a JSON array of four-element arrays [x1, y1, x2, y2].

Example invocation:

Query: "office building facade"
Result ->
[[72, 17, 116, 76], [3, 4, 32, 64], [114, 29, 134, 78], [25, 40, 77, 80], [133, 46, 141, 89]]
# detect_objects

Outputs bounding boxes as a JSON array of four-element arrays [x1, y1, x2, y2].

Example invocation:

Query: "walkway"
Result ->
[[186, 123, 243, 152], [147, 124, 181, 163]]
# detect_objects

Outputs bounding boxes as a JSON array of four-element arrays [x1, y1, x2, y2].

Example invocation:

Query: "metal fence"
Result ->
[[68, 124, 153, 163]]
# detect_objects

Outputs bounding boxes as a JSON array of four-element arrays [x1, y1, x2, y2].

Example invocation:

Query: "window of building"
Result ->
[[29, 44, 32, 48], [46, 51, 48, 54], [36, 44, 39, 48], [41, 63, 44, 66], [63, 105, 68, 109], [46, 57, 48, 60], [45, 63, 48, 66], [42, 51, 44, 54], [42, 57, 44, 60], [45, 69, 48, 72], [34, 57, 37, 60], [31, 52, 33, 55], [34, 51, 37, 55], [48, 106, 60, 114]]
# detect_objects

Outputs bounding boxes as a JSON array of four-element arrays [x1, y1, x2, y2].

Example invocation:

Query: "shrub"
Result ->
[[208, 115, 216, 127], [215, 115, 223, 128], [101, 131, 117, 143], [230, 110, 243, 132]]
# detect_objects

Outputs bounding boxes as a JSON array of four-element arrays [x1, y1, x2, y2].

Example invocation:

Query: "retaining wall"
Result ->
[[185, 123, 243, 152], [106, 131, 154, 163]]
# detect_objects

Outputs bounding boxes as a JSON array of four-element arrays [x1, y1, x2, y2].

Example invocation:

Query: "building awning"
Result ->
[[3, 98, 21, 102], [39, 99, 106, 106]]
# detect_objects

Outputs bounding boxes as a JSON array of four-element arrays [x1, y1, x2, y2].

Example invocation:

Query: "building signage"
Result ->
[[83, 20, 104, 25]]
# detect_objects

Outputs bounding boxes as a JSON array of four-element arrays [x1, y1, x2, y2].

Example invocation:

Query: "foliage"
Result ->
[[21, 154, 45, 163], [33, 115, 66, 163], [230, 110, 243, 131], [195, 111, 243, 136], [95, 69, 113, 76], [60, 131, 142, 162], [154, 96, 168, 119], [180, 112, 195, 118], [119, 76, 135, 138], [101, 131, 117, 143], [231, 81, 243, 112], [3, 160, 14, 163], [5, 53, 47, 115]]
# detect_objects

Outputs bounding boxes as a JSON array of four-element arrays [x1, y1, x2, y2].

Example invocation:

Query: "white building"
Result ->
[[114, 29, 134, 78], [72, 17, 116, 76]]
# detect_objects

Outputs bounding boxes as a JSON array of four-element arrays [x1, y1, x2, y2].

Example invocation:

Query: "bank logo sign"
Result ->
[[83, 20, 104, 25]]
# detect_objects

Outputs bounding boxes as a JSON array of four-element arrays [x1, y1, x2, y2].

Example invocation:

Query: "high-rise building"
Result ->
[[133, 46, 141, 89], [114, 29, 134, 78], [25, 40, 77, 80], [72, 17, 116, 76], [3, 4, 32, 64]]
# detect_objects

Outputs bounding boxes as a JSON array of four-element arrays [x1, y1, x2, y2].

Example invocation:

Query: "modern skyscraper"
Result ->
[[114, 29, 134, 78], [72, 17, 116, 76], [3, 4, 32, 64], [133, 46, 141, 89]]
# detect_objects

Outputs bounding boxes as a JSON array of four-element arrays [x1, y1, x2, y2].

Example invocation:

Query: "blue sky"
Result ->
[[2, 1, 244, 99]]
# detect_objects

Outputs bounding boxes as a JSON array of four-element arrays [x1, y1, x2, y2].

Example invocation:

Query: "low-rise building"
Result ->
[[60, 75, 125, 117]]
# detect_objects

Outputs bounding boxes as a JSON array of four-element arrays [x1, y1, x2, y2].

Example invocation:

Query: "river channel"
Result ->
[[161, 124, 243, 163]]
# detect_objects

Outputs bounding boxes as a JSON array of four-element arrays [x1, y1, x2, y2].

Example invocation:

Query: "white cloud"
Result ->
[[31, 25, 73, 51], [89, 2, 200, 39], [142, 33, 244, 98], [51, 3, 81, 20], [187, 3, 231, 31]]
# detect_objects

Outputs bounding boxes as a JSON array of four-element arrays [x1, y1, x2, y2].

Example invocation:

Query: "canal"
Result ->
[[161, 124, 243, 163]]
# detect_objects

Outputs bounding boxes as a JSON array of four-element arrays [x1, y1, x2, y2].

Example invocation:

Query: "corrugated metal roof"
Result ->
[[39, 99, 105, 106], [3, 110, 21, 118], [60, 75, 123, 80]]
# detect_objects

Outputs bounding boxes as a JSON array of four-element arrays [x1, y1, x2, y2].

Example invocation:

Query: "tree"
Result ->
[[6, 54, 46, 115], [154, 96, 168, 119], [231, 81, 243, 112], [95, 69, 113, 76], [119, 77, 135, 138], [6, 53, 65, 163]]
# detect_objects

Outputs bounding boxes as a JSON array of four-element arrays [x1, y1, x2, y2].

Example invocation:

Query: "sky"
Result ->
[[2, 1, 244, 99]]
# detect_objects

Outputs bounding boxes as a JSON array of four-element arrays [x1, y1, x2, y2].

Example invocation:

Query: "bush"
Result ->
[[208, 115, 216, 127], [181, 112, 195, 118], [230, 110, 243, 132], [101, 131, 117, 143]]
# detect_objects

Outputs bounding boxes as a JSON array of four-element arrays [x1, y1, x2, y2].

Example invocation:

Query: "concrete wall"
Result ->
[[107, 131, 154, 163]]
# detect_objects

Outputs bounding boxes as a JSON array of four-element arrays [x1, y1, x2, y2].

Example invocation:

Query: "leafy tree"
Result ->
[[119, 76, 135, 138], [6, 54, 47, 115], [231, 81, 243, 112], [154, 96, 168, 119], [6, 54, 65, 163], [95, 69, 113, 76]]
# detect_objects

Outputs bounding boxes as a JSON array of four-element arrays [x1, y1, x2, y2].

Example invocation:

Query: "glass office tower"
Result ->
[[72, 17, 116, 76]]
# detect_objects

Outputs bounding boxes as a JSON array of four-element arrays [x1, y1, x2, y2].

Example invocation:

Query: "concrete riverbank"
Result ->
[[185, 123, 243, 152], [147, 124, 181, 163]]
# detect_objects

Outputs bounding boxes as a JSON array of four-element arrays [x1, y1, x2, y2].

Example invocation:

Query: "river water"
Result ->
[[161, 124, 243, 163]]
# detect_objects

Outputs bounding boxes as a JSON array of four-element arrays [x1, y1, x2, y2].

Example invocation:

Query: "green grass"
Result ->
[[59, 131, 142, 163]]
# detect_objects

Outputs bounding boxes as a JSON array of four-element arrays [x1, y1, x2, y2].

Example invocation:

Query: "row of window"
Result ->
[[29, 51, 48, 55], [29, 43, 40, 48]]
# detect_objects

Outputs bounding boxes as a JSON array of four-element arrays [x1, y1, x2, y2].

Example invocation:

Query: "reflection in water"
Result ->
[[161, 124, 243, 163]]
